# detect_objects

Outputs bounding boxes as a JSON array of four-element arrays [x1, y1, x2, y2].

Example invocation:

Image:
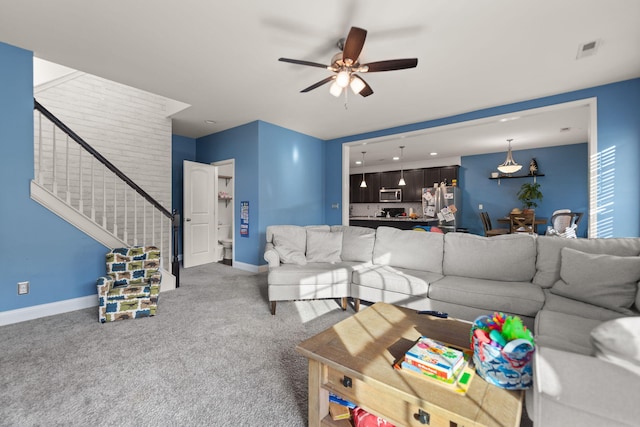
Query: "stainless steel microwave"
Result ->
[[379, 188, 402, 203]]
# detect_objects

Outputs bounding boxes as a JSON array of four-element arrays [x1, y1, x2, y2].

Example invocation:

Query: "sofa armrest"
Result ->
[[532, 345, 640, 426], [264, 243, 280, 269], [96, 276, 113, 323]]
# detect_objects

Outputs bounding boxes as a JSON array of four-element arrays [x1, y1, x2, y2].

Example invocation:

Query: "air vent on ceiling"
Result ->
[[576, 39, 600, 59]]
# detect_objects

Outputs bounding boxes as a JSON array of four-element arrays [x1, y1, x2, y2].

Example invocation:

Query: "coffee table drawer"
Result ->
[[325, 366, 472, 427]]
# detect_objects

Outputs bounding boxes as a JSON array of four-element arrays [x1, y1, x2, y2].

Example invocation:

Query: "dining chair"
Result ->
[[480, 212, 509, 237], [510, 211, 536, 234]]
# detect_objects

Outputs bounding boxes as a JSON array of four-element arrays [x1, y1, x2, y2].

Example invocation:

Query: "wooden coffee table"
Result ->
[[296, 302, 523, 427]]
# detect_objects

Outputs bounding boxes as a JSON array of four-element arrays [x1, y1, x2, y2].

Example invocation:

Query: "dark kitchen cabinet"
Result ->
[[423, 166, 459, 188], [439, 166, 459, 186], [363, 172, 381, 202], [403, 169, 424, 202], [350, 173, 380, 203], [350, 174, 364, 203], [350, 166, 459, 204], [380, 170, 401, 189]]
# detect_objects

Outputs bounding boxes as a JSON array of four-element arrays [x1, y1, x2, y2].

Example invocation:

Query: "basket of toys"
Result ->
[[470, 312, 535, 390]]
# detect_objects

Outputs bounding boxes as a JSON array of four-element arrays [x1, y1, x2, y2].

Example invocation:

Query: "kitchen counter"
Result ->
[[349, 216, 440, 230], [349, 216, 438, 222]]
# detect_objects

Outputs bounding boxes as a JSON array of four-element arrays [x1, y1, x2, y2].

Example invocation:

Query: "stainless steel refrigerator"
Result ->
[[422, 185, 460, 232]]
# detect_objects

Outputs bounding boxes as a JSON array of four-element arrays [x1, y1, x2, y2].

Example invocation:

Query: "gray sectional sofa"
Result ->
[[264, 225, 640, 427]]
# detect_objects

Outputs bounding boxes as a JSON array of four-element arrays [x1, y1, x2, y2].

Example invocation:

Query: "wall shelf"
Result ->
[[219, 196, 232, 207], [490, 173, 544, 185]]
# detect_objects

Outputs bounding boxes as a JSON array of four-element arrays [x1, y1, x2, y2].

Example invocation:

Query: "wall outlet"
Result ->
[[478, 204, 483, 210], [18, 281, 29, 295]]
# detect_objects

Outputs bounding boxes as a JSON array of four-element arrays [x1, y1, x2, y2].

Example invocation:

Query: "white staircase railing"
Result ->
[[32, 99, 180, 286]]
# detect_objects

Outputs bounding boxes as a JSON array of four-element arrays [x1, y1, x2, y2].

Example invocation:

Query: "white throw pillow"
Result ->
[[306, 230, 342, 263], [591, 317, 640, 375]]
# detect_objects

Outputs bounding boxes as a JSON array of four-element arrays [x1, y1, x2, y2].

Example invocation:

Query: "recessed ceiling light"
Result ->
[[393, 156, 400, 161], [430, 152, 438, 156], [204, 120, 216, 124], [355, 160, 362, 165], [499, 116, 521, 122]]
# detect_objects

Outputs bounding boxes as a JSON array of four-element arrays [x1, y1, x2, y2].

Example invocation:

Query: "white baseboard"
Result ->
[[0, 295, 98, 326], [232, 261, 262, 273], [1, 273, 175, 326]]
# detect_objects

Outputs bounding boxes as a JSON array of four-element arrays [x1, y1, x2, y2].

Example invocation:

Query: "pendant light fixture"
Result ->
[[497, 139, 522, 174], [398, 145, 406, 186], [360, 151, 367, 188]]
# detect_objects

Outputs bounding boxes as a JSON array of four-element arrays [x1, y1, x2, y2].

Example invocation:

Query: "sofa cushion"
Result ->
[[542, 291, 632, 322], [267, 262, 354, 285], [331, 225, 376, 262], [534, 310, 603, 355], [443, 233, 537, 282], [534, 236, 640, 288], [550, 247, 640, 313], [428, 275, 544, 317], [372, 226, 444, 273], [273, 234, 307, 265], [306, 230, 342, 263], [352, 265, 442, 295], [591, 316, 640, 375]]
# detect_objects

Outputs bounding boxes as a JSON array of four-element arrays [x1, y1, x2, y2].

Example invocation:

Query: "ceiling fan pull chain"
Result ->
[[344, 86, 349, 110]]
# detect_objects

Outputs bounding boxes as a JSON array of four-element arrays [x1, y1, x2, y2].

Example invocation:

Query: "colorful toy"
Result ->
[[501, 316, 534, 345], [485, 312, 507, 331], [489, 329, 507, 348]]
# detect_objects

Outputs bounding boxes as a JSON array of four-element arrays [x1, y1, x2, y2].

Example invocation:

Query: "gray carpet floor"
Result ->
[[1, 262, 533, 427], [0, 263, 353, 426]]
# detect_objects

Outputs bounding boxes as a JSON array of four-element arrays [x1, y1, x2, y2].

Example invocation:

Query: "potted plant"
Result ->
[[517, 182, 543, 212]]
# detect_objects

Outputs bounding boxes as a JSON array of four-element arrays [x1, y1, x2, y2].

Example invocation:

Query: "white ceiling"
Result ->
[[1, 1, 638, 167]]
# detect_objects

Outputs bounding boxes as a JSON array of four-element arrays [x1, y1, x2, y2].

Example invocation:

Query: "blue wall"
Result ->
[[196, 121, 260, 266], [1, 37, 638, 316], [325, 140, 344, 225], [460, 144, 589, 236], [195, 121, 325, 266], [171, 134, 196, 256], [327, 79, 640, 238], [1, 42, 107, 312]]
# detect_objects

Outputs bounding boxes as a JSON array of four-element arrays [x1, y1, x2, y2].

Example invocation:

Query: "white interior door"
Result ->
[[183, 160, 218, 268]]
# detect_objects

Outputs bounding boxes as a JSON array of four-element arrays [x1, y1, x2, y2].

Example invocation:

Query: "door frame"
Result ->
[[212, 158, 235, 264]]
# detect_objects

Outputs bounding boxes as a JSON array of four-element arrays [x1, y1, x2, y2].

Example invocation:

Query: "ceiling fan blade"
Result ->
[[362, 58, 418, 72], [300, 76, 336, 93], [353, 75, 374, 97], [342, 27, 367, 65], [278, 57, 330, 69]]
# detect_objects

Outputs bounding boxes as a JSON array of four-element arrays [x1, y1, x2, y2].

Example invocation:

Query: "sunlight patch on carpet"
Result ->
[[294, 299, 337, 323]]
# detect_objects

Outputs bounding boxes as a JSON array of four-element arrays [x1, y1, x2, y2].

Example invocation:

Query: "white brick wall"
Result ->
[[34, 73, 173, 265]]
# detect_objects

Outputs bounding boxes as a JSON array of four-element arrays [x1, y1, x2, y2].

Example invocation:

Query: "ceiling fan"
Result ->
[[279, 26, 418, 98]]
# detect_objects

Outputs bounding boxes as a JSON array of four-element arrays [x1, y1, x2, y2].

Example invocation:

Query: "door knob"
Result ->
[[185, 218, 191, 222]]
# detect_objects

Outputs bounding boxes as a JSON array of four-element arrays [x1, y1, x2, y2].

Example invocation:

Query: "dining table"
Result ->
[[496, 216, 548, 234]]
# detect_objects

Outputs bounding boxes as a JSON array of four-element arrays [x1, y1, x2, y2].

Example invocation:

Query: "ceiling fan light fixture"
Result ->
[[329, 82, 343, 97], [336, 70, 351, 88], [497, 139, 523, 174], [350, 76, 365, 94]]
